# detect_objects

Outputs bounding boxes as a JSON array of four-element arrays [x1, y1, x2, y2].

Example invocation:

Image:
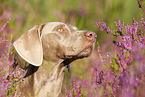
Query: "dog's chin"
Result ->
[[76, 46, 92, 58]]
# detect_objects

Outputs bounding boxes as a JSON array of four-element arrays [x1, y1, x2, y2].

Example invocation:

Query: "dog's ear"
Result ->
[[13, 24, 45, 66]]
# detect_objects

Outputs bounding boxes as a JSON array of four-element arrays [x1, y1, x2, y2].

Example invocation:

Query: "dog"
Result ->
[[13, 22, 97, 97]]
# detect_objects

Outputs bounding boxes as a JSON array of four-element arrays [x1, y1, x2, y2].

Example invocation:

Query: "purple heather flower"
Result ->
[[0, 17, 11, 32], [142, 22, 145, 28], [96, 21, 113, 34], [140, 18, 145, 29], [107, 52, 110, 57], [3, 56, 7, 59], [131, 21, 138, 34], [107, 27, 111, 33], [115, 19, 124, 32], [121, 35, 132, 50], [125, 24, 131, 34], [96, 22, 107, 31], [141, 17, 144, 21], [73, 83, 82, 97]]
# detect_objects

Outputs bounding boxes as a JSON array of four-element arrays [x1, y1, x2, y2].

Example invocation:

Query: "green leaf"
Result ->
[[112, 59, 118, 70]]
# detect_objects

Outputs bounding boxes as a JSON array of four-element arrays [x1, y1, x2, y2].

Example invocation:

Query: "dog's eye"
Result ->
[[57, 28, 63, 32]]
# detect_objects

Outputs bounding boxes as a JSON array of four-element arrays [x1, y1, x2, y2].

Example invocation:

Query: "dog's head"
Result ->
[[13, 22, 97, 66]]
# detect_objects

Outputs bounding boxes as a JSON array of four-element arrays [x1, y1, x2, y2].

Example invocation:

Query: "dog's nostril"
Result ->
[[89, 33, 93, 38], [84, 31, 97, 39]]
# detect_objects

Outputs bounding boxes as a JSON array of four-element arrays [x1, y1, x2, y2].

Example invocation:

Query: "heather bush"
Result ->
[[0, 37, 25, 96], [0, 1, 25, 96], [65, 18, 145, 97]]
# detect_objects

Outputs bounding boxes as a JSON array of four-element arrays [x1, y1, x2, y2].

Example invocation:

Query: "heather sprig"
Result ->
[[140, 17, 145, 29], [137, 0, 145, 13], [65, 81, 87, 97], [0, 17, 11, 32], [115, 19, 124, 32], [96, 21, 113, 33]]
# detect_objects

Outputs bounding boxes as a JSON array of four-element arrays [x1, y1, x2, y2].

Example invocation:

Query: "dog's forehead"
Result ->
[[47, 22, 66, 28], [41, 22, 78, 35]]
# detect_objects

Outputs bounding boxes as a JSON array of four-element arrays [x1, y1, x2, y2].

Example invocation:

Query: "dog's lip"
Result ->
[[64, 45, 93, 59], [77, 46, 92, 56]]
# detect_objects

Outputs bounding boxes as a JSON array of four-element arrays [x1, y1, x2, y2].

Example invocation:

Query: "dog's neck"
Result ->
[[38, 58, 65, 79], [32, 58, 75, 96], [32, 58, 70, 97], [37, 58, 74, 84]]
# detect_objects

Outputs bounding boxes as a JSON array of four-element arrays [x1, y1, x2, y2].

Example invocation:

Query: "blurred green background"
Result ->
[[1, 0, 144, 96], [1, 0, 143, 43]]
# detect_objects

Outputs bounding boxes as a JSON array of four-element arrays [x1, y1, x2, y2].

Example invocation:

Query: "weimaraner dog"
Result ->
[[13, 22, 97, 97]]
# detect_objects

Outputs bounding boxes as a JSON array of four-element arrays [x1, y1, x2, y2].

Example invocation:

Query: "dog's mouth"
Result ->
[[64, 45, 93, 59], [76, 46, 92, 57]]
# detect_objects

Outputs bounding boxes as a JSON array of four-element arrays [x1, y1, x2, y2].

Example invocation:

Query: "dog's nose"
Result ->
[[84, 31, 97, 41]]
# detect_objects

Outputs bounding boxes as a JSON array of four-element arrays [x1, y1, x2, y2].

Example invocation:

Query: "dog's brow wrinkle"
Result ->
[[52, 24, 65, 31], [66, 25, 75, 31]]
